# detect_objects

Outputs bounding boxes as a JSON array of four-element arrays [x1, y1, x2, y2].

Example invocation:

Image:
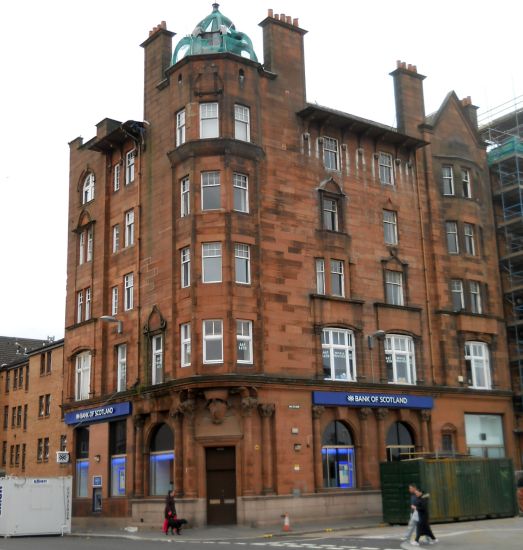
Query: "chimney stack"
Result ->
[[390, 60, 426, 136], [461, 96, 479, 129]]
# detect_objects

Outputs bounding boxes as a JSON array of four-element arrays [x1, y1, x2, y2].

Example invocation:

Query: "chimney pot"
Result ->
[[286, 15, 292, 24], [275, 13, 280, 20], [161, 20, 166, 28], [396, 60, 402, 68], [268, 8, 274, 17], [293, 18, 299, 26], [280, 13, 286, 20]]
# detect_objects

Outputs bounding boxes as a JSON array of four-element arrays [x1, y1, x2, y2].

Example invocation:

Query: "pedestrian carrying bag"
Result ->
[[412, 510, 419, 522]]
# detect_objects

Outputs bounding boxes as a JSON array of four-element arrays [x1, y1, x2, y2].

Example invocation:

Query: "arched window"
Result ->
[[149, 423, 174, 496], [386, 421, 414, 461], [321, 421, 356, 488], [75, 427, 89, 497], [318, 178, 344, 233], [82, 173, 95, 204]]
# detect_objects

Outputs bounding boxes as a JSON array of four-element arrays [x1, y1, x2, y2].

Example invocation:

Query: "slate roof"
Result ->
[[0, 336, 50, 367]]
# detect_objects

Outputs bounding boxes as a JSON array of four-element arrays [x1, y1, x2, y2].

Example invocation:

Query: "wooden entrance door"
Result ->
[[206, 447, 236, 525]]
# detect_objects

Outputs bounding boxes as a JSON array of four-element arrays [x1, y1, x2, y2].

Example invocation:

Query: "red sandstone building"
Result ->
[[0, 339, 68, 478], [62, 5, 518, 525]]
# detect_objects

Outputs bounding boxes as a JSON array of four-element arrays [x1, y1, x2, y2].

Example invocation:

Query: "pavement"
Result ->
[[70, 515, 523, 543], [70, 516, 385, 541]]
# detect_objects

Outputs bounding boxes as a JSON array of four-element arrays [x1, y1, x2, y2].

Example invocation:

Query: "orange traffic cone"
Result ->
[[282, 512, 291, 532]]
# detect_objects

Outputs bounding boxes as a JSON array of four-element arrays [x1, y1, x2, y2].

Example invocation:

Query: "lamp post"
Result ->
[[99, 315, 123, 334], [367, 330, 386, 383]]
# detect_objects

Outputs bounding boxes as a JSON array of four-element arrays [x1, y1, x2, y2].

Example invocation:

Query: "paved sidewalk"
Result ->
[[71, 516, 385, 541], [70, 515, 523, 544]]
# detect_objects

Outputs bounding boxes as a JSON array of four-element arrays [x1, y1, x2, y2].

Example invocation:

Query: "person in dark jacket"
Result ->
[[164, 490, 179, 535], [412, 488, 438, 546]]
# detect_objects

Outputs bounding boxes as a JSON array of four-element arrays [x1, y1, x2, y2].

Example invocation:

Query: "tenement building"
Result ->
[[62, 5, 518, 525], [0, 338, 67, 477]]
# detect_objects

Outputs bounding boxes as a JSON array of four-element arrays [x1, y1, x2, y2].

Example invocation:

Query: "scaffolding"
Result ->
[[479, 96, 523, 412]]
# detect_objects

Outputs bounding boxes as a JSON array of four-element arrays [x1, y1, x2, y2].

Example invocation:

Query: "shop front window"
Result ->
[[110, 420, 127, 496], [321, 421, 356, 489], [76, 459, 89, 497], [465, 414, 505, 458], [149, 423, 174, 496]]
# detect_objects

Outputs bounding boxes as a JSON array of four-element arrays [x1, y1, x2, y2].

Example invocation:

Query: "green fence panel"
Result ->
[[380, 458, 517, 524]]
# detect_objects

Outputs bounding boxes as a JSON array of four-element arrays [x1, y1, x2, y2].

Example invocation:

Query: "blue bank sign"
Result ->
[[313, 391, 433, 410], [65, 401, 132, 425]]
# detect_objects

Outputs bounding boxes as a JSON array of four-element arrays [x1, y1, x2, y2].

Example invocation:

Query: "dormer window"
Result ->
[[323, 137, 339, 170], [82, 173, 95, 204]]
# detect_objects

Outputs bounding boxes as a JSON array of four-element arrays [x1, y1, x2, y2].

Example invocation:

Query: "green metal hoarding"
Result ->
[[380, 458, 518, 524]]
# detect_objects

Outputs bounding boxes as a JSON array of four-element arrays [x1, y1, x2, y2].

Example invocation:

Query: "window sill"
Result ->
[[311, 293, 364, 305], [316, 229, 350, 238], [66, 318, 96, 331], [373, 302, 422, 312], [435, 308, 495, 319]]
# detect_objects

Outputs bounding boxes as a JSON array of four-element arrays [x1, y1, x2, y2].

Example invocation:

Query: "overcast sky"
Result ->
[[0, 0, 521, 339]]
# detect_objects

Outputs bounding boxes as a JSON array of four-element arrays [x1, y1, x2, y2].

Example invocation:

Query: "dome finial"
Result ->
[[172, 3, 258, 64]]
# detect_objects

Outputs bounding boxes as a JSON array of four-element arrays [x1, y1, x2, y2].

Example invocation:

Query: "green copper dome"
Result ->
[[172, 3, 258, 65]]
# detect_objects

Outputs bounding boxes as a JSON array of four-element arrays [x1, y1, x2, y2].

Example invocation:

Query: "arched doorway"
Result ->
[[321, 420, 356, 488], [149, 423, 174, 496], [386, 421, 415, 461]]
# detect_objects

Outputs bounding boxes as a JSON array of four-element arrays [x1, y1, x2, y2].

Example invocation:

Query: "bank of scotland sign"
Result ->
[[313, 391, 433, 409]]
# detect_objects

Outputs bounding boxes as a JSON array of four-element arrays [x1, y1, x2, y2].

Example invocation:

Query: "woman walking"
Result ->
[[411, 487, 438, 546], [164, 490, 180, 535]]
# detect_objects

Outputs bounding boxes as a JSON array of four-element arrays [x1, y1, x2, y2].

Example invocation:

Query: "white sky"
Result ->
[[0, 0, 521, 339]]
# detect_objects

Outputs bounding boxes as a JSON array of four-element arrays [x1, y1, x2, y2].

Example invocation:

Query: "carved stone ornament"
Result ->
[[312, 405, 325, 419], [258, 403, 275, 418], [375, 408, 389, 421], [133, 414, 145, 429], [358, 407, 372, 420], [420, 409, 431, 422], [207, 398, 229, 424], [178, 398, 196, 418], [241, 396, 258, 417]]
